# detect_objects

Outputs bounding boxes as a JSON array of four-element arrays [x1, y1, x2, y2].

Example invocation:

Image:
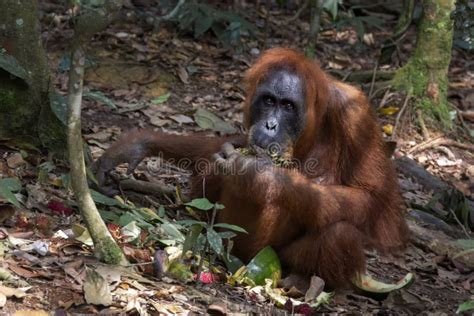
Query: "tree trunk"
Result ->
[[393, 0, 456, 128], [0, 0, 65, 150]]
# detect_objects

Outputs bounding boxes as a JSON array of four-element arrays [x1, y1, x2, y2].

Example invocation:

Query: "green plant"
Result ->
[[0, 177, 22, 208], [178, 198, 247, 274], [171, 2, 257, 48]]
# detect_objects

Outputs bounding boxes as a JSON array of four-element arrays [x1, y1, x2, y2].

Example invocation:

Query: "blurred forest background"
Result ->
[[0, 0, 473, 314]]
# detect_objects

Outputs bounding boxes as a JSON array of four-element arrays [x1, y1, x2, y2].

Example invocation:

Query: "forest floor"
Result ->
[[0, 2, 473, 315]]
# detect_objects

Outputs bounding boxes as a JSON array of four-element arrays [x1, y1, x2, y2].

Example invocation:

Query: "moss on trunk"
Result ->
[[0, 0, 65, 150], [393, 0, 455, 128]]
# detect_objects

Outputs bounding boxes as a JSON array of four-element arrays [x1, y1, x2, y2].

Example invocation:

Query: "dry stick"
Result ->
[[368, 61, 379, 99], [408, 137, 474, 154], [447, 207, 471, 239], [156, 0, 185, 22], [392, 93, 411, 140], [377, 90, 392, 109]]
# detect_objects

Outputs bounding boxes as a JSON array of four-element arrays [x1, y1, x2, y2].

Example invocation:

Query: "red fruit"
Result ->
[[194, 272, 219, 284]]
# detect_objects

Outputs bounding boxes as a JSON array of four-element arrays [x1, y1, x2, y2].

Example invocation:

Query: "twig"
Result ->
[[436, 146, 456, 160], [408, 137, 474, 154], [392, 93, 411, 139], [368, 61, 379, 99], [377, 90, 392, 109], [369, 83, 391, 102], [447, 207, 471, 239], [155, 0, 185, 22]]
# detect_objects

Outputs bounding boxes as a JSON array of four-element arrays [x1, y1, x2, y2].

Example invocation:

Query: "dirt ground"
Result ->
[[0, 1, 473, 315]]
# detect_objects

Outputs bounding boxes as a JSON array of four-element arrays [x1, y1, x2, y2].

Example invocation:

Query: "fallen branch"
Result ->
[[407, 137, 474, 155], [328, 69, 395, 83], [395, 157, 474, 228]]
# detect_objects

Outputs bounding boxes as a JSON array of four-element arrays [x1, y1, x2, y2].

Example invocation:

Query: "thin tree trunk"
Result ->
[[67, 0, 127, 265]]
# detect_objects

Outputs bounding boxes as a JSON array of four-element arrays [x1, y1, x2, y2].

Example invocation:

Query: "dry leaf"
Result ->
[[177, 66, 188, 84], [170, 114, 194, 124], [84, 268, 112, 306]]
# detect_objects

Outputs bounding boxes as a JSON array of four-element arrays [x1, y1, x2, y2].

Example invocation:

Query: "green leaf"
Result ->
[[177, 219, 207, 227], [182, 224, 204, 255], [185, 198, 214, 211], [151, 92, 171, 105], [353, 272, 415, 300], [118, 212, 137, 227], [158, 205, 165, 217], [455, 239, 474, 250], [0, 52, 30, 83], [50, 90, 68, 125], [98, 209, 121, 222], [217, 231, 236, 239], [194, 15, 214, 37], [215, 203, 225, 210], [161, 222, 185, 241], [222, 254, 244, 273], [194, 108, 237, 134], [0, 178, 21, 192], [90, 189, 123, 207], [206, 227, 224, 256], [322, 0, 341, 20], [457, 300, 474, 314], [213, 223, 248, 234], [0, 179, 21, 208], [83, 91, 117, 109]]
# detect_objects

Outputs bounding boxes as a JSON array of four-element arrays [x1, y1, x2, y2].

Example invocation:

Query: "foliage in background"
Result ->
[[332, 2, 385, 41], [170, 2, 257, 49]]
